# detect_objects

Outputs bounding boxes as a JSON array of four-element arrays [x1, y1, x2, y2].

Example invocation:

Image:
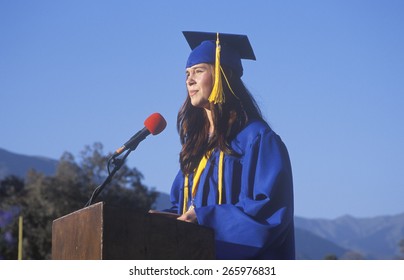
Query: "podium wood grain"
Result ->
[[52, 202, 215, 259]]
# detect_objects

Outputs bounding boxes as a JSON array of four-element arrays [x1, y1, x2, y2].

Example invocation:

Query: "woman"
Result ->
[[169, 31, 295, 259]]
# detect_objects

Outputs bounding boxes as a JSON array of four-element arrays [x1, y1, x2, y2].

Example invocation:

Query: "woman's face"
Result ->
[[185, 63, 214, 109]]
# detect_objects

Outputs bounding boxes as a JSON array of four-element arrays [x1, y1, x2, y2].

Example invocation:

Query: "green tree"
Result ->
[[0, 175, 25, 259], [0, 143, 157, 260]]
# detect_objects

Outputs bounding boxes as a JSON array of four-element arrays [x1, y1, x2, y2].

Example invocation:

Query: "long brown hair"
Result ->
[[177, 67, 264, 174]]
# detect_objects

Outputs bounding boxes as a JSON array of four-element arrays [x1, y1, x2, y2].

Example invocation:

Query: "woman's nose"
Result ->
[[186, 74, 195, 85]]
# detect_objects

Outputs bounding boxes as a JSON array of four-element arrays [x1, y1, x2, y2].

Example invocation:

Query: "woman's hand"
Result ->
[[177, 208, 198, 223]]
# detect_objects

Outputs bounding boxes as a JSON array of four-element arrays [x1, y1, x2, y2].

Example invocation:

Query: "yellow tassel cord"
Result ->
[[183, 151, 224, 214], [208, 33, 238, 103], [220, 67, 239, 100], [18, 215, 23, 260], [208, 33, 225, 104]]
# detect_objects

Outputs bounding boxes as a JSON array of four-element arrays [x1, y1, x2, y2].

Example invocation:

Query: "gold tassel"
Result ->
[[209, 33, 225, 104]]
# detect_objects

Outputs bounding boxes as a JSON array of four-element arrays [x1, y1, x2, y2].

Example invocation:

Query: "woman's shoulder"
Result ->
[[231, 119, 274, 151], [244, 119, 270, 132], [239, 119, 273, 139]]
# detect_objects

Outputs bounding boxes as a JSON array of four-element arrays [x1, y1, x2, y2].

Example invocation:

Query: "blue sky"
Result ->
[[1, 0, 403, 219]]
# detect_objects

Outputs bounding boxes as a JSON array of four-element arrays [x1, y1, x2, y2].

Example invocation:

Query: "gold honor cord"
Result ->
[[18, 215, 23, 260], [218, 151, 224, 204], [183, 151, 224, 214]]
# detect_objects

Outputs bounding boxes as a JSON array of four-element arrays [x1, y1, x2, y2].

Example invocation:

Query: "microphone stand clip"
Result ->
[[84, 148, 132, 208]]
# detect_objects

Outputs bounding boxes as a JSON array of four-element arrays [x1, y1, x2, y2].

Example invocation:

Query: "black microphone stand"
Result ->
[[84, 148, 132, 208]]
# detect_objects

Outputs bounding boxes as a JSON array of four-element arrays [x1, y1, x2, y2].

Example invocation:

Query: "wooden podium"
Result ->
[[52, 202, 215, 260]]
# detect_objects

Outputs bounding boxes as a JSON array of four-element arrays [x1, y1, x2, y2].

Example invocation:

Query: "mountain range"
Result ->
[[1, 147, 403, 259], [0, 148, 58, 179]]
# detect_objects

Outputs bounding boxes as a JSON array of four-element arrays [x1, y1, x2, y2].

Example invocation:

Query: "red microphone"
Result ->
[[113, 113, 167, 157], [143, 112, 167, 135]]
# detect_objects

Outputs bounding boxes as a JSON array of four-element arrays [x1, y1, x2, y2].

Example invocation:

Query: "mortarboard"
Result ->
[[183, 31, 256, 104], [183, 31, 256, 78]]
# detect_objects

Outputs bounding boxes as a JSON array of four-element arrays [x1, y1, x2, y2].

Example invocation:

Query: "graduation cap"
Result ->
[[183, 31, 256, 78], [183, 31, 256, 104]]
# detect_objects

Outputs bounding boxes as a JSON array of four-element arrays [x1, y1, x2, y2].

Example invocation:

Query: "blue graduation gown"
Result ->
[[169, 119, 295, 259]]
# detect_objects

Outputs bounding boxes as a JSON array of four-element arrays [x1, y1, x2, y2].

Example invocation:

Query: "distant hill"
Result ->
[[0, 148, 58, 180], [1, 147, 403, 260], [295, 227, 349, 259], [295, 214, 404, 259]]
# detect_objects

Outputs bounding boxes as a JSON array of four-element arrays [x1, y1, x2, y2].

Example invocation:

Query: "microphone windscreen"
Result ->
[[144, 113, 167, 135]]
